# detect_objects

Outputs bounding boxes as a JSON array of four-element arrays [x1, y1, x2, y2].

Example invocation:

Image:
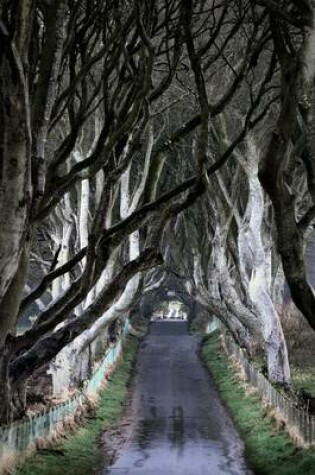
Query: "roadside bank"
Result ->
[[15, 335, 139, 475], [202, 333, 315, 475]]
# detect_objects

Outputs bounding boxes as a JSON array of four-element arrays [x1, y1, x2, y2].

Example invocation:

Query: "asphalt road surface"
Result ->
[[103, 321, 252, 475]]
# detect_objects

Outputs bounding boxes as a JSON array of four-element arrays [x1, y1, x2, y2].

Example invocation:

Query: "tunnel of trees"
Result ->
[[1, 0, 315, 423]]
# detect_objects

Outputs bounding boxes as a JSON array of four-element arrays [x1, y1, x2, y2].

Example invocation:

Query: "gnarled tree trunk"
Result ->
[[239, 139, 290, 384]]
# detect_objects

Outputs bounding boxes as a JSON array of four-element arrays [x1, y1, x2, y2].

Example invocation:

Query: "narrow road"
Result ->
[[103, 321, 252, 475]]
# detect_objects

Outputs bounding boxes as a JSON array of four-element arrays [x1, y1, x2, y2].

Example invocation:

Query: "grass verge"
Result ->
[[15, 335, 139, 475], [202, 332, 315, 475]]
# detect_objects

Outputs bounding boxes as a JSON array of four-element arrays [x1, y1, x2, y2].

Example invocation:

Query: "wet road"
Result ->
[[103, 321, 252, 475]]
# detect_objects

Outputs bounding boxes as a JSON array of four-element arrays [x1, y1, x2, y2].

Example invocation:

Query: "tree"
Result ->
[[258, 0, 315, 332], [0, 0, 280, 421], [0, 0, 186, 421]]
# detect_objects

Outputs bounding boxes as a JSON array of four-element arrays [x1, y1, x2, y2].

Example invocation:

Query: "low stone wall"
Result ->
[[222, 335, 315, 447], [0, 319, 130, 473]]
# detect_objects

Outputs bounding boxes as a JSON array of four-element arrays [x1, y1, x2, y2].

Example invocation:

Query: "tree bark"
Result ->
[[259, 43, 315, 332], [0, 19, 32, 345], [239, 139, 290, 384]]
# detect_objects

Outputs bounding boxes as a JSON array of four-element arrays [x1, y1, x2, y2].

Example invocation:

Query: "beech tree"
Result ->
[[161, 113, 292, 385], [0, 0, 187, 421], [0, 0, 286, 421], [258, 0, 315, 332]]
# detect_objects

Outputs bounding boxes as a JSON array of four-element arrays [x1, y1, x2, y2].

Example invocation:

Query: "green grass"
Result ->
[[290, 364, 315, 395], [202, 333, 315, 475], [189, 315, 210, 335], [16, 335, 139, 475]]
